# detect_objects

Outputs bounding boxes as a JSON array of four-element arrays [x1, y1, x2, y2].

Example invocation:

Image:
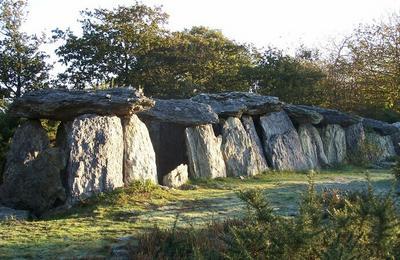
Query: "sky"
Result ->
[[23, 0, 400, 52]]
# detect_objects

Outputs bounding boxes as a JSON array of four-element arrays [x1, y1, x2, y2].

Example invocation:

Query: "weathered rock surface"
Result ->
[[320, 124, 347, 165], [221, 117, 267, 177], [393, 122, 400, 129], [138, 99, 218, 126], [345, 123, 366, 159], [260, 111, 308, 171], [298, 124, 329, 169], [144, 121, 188, 182], [123, 115, 157, 184], [3, 120, 50, 182], [362, 118, 398, 136], [191, 92, 283, 117], [61, 114, 124, 203], [284, 104, 323, 125], [162, 164, 189, 188], [0, 148, 67, 216], [185, 125, 226, 178], [392, 132, 400, 155], [241, 116, 269, 171], [365, 131, 396, 161], [297, 106, 360, 127], [0, 206, 30, 221], [9, 88, 154, 121]]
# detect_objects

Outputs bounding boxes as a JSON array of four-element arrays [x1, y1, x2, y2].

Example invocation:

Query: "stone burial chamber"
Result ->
[[1, 88, 399, 217]]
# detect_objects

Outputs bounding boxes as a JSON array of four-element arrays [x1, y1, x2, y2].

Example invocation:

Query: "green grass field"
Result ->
[[0, 167, 398, 259]]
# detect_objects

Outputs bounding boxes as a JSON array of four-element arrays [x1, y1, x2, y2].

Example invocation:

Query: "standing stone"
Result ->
[[62, 114, 124, 203], [162, 164, 189, 188], [391, 123, 400, 156], [320, 124, 347, 165], [185, 125, 226, 179], [260, 111, 308, 171], [345, 123, 366, 154], [241, 116, 269, 171], [0, 148, 67, 216], [345, 123, 366, 162], [298, 124, 329, 169], [122, 115, 157, 184], [365, 131, 396, 161], [3, 120, 50, 182], [392, 132, 400, 156], [221, 117, 267, 177]]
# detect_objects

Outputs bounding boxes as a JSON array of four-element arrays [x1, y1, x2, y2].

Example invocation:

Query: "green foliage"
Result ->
[[40, 119, 59, 144], [142, 26, 254, 98], [130, 177, 400, 259], [53, 3, 169, 90], [322, 13, 400, 121], [254, 46, 326, 105], [0, 0, 51, 98], [53, 4, 254, 97]]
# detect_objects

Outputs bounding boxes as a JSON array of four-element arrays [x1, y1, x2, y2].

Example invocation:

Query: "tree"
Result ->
[[54, 4, 255, 97], [141, 26, 255, 98], [53, 3, 169, 89], [0, 0, 51, 98], [254, 47, 326, 105], [322, 13, 400, 121]]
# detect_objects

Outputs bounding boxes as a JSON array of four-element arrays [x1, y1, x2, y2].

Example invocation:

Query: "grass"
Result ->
[[0, 167, 398, 259]]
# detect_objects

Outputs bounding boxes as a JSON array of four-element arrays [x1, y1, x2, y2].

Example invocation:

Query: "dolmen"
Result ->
[[0, 88, 399, 216]]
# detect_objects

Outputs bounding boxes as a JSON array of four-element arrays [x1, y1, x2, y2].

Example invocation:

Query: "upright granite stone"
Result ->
[[122, 115, 157, 184], [185, 125, 226, 179], [9, 88, 154, 121], [62, 114, 124, 203], [345, 123, 366, 160], [392, 132, 400, 155], [260, 111, 308, 171], [3, 120, 50, 182], [0, 148, 67, 216], [191, 92, 283, 117], [241, 116, 269, 171], [221, 117, 267, 177], [391, 123, 400, 155], [365, 131, 396, 161], [320, 124, 347, 165], [298, 124, 329, 169]]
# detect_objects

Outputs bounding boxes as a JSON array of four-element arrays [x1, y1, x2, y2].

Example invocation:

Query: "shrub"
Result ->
[[129, 176, 400, 259]]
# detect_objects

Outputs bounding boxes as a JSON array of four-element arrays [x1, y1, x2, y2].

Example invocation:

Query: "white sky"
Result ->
[[23, 0, 400, 51]]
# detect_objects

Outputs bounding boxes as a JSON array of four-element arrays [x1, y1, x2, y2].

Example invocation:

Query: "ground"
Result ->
[[0, 167, 398, 259]]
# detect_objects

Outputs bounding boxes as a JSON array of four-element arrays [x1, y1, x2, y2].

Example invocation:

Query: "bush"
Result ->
[[129, 177, 400, 259]]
